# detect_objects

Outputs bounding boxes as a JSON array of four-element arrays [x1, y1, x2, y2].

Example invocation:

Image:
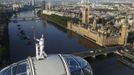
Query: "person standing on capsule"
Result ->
[[34, 34, 47, 60]]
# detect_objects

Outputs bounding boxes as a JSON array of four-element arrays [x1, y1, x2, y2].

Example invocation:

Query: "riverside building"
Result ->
[[67, 3, 129, 47]]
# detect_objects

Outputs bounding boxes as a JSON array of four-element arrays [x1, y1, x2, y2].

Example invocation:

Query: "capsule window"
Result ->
[[63, 55, 84, 75], [63, 55, 93, 75], [4, 68, 11, 75]]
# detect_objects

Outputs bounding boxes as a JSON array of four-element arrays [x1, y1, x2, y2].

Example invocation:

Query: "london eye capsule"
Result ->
[[0, 54, 93, 75]]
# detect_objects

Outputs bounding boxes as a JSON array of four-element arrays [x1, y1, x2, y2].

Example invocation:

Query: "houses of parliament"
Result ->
[[67, 3, 129, 46]]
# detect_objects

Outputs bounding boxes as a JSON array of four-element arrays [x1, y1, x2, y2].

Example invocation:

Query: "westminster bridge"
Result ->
[[72, 46, 123, 58]]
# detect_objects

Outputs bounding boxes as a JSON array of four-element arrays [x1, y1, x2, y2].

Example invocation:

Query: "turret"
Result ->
[[92, 16, 97, 29], [81, 0, 90, 24], [119, 19, 129, 46], [67, 21, 72, 29]]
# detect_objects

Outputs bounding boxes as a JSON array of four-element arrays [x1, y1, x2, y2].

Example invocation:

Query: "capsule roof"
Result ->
[[0, 54, 93, 75]]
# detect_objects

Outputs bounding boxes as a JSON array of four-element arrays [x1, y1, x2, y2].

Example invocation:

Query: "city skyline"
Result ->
[[0, 0, 134, 3], [0, 0, 134, 75]]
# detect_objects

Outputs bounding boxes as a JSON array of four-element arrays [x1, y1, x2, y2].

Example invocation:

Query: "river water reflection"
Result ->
[[8, 10, 134, 75]]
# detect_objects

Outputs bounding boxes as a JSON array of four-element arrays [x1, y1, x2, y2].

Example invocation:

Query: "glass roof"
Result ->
[[0, 55, 93, 75], [0, 60, 27, 75], [62, 55, 93, 75]]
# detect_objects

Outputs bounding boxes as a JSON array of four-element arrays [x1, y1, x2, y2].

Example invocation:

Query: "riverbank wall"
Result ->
[[0, 9, 13, 69], [38, 10, 80, 29], [39, 14, 68, 29]]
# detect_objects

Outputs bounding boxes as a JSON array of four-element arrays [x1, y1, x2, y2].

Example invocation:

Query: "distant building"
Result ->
[[82, 4, 90, 24], [46, 2, 52, 10], [42, 1, 46, 10], [67, 3, 129, 46], [12, 4, 23, 11], [81, 0, 90, 24]]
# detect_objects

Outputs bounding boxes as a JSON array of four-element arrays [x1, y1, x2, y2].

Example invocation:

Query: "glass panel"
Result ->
[[12, 64, 17, 74], [73, 56, 87, 68], [21, 73, 27, 75], [0, 60, 27, 75], [16, 63, 26, 74], [83, 67, 93, 75], [71, 69, 83, 75], [17, 60, 26, 64], [64, 55, 79, 72], [73, 56, 93, 75], [4, 68, 11, 75], [0, 68, 9, 75], [69, 58, 80, 72], [86, 63, 93, 73], [63, 55, 84, 75]]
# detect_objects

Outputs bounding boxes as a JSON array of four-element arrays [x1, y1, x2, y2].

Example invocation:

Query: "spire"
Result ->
[[81, 0, 90, 5], [92, 16, 97, 29], [124, 17, 129, 24], [123, 17, 129, 27], [81, 0, 84, 4], [31, 0, 35, 6], [81, 0, 90, 24]]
